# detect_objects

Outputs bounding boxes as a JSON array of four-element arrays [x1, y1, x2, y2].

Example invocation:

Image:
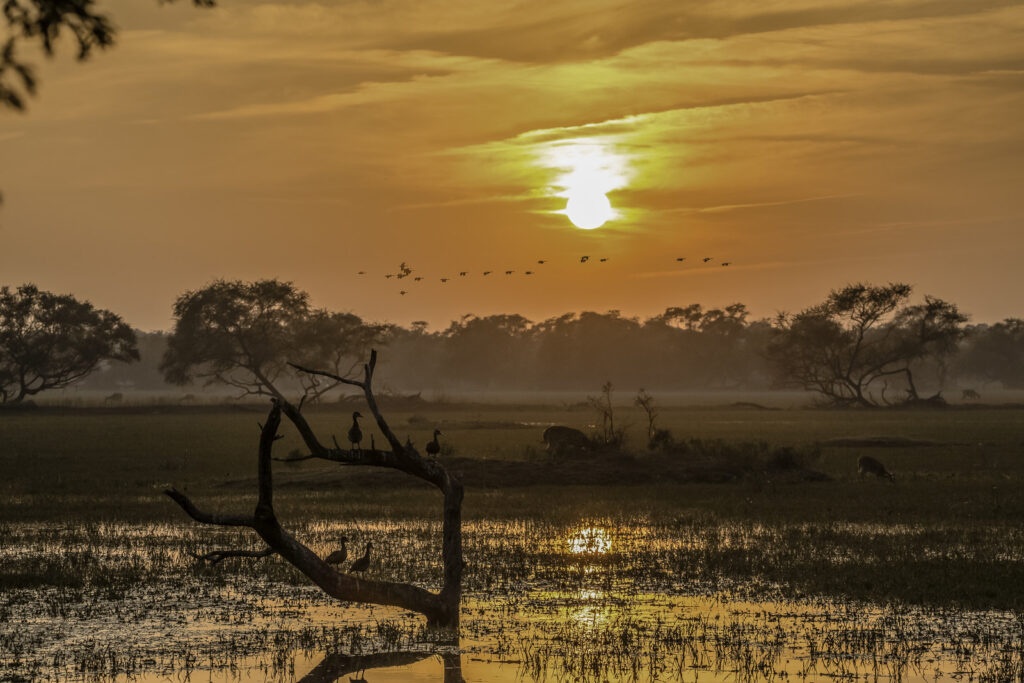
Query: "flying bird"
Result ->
[[483, 271, 492, 276], [324, 537, 348, 565], [348, 412, 363, 451], [721, 262, 731, 267], [580, 256, 590, 263], [426, 429, 443, 457], [675, 258, 685, 262], [537, 260, 546, 264], [703, 257, 712, 263], [399, 290, 407, 295], [414, 277, 423, 281], [505, 270, 514, 275], [459, 271, 467, 276], [525, 271, 534, 275], [440, 278, 449, 283], [357, 271, 366, 275], [385, 274, 394, 279], [350, 542, 373, 574], [599, 258, 608, 262]]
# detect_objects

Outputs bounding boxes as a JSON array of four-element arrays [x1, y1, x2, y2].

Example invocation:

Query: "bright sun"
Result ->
[[537, 136, 631, 230], [566, 190, 614, 230]]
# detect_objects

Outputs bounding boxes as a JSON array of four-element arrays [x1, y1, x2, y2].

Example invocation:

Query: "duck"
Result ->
[[426, 429, 443, 456], [325, 536, 348, 565], [350, 542, 373, 574], [348, 412, 363, 451]]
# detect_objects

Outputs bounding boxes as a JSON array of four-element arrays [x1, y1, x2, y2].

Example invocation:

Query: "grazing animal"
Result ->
[[858, 455, 895, 481], [426, 429, 443, 456], [325, 537, 348, 565], [104, 392, 123, 403], [348, 412, 363, 451], [350, 542, 373, 574], [580, 256, 590, 263], [542, 425, 590, 455], [962, 389, 981, 400]]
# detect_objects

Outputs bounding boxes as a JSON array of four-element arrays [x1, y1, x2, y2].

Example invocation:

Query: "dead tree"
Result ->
[[165, 350, 464, 630]]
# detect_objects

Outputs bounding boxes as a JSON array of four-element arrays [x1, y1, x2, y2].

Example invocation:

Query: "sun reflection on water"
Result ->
[[568, 526, 612, 554]]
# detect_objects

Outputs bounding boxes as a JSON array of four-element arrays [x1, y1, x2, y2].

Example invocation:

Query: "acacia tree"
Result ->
[[160, 279, 381, 402], [767, 283, 967, 407], [0, 284, 138, 403]]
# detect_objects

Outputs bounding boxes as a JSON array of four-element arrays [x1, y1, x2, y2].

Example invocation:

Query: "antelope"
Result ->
[[858, 455, 895, 481], [542, 425, 590, 455]]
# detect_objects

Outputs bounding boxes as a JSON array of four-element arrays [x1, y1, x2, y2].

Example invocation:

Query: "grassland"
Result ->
[[2, 399, 1024, 680]]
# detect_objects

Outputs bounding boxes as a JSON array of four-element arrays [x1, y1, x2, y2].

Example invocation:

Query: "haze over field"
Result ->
[[2, 0, 1023, 331]]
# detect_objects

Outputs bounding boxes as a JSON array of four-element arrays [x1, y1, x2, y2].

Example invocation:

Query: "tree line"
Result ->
[[2, 279, 1023, 407]]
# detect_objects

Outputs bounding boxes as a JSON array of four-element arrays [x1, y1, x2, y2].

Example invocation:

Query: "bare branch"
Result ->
[[192, 548, 276, 565], [164, 488, 254, 528]]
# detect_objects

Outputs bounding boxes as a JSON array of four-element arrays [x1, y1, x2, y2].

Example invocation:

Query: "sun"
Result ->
[[566, 190, 614, 230]]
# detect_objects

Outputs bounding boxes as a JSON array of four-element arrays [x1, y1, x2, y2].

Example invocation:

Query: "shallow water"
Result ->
[[2, 520, 1022, 682]]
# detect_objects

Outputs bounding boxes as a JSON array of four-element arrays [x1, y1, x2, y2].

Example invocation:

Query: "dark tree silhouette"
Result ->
[[166, 350, 465, 630], [160, 279, 381, 401], [767, 283, 967, 407], [0, 284, 138, 403], [957, 319, 1024, 389]]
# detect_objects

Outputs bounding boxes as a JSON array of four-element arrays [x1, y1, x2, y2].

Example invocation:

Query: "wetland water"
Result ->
[[3, 518, 1023, 682]]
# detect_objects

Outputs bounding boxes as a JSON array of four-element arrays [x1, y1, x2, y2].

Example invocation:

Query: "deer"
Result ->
[[858, 455, 895, 482]]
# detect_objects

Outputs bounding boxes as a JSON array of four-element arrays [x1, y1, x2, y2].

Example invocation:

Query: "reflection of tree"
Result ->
[[299, 650, 463, 683]]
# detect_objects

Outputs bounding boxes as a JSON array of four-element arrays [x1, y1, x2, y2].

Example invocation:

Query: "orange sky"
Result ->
[[1, 0, 1022, 331]]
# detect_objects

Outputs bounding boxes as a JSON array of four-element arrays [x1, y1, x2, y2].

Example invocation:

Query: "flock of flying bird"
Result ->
[[355, 256, 734, 295], [323, 412, 444, 575]]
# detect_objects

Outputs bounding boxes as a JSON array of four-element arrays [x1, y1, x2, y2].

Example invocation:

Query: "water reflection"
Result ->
[[568, 526, 612, 554]]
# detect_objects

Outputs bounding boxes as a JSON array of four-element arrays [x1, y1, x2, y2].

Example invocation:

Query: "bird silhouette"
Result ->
[[350, 542, 373, 574], [459, 271, 467, 277], [414, 276, 423, 281], [440, 278, 449, 283], [348, 412, 363, 451], [721, 262, 731, 266], [599, 258, 608, 262], [580, 256, 590, 263], [426, 429, 443, 456], [399, 290, 407, 295], [505, 270, 514, 275], [537, 259, 546, 264], [385, 274, 394, 279], [483, 271, 492, 276], [702, 257, 712, 263], [325, 536, 348, 565], [525, 271, 534, 275], [675, 258, 685, 262], [357, 271, 366, 275]]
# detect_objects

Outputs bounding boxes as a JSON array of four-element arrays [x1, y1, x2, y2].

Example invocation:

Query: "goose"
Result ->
[[525, 270, 534, 275], [537, 259, 546, 264], [385, 274, 394, 279], [675, 258, 685, 262], [702, 257, 712, 263], [459, 271, 467, 276], [399, 290, 407, 295], [721, 262, 731, 267], [505, 270, 514, 275], [440, 278, 449, 283], [350, 542, 373, 574], [580, 256, 590, 263], [348, 412, 363, 451], [325, 536, 349, 565], [599, 258, 608, 262], [357, 271, 366, 275], [414, 276, 423, 281], [483, 271, 492, 276], [426, 429, 443, 456]]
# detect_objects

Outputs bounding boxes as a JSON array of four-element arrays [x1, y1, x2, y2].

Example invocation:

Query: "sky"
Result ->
[[1, 0, 1022, 331]]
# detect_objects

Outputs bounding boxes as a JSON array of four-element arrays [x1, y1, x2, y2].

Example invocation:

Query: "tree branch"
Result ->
[[164, 488, 254, 527]]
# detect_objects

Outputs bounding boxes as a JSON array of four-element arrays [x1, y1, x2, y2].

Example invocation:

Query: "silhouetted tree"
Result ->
[[957, 319, 1024, 388], [161, 279, 382, 401], [0, 284, 138, 403], [767, 283, 966, 406]]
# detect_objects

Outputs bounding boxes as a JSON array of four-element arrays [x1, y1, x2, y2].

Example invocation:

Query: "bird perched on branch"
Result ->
[[325, 536, 349, 565], [348, 411, 363, 451], [426, 429, 443, 457], [350, 542, 373, 574]]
